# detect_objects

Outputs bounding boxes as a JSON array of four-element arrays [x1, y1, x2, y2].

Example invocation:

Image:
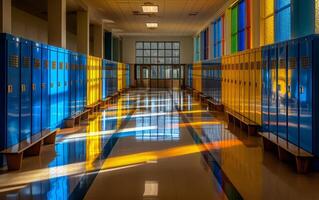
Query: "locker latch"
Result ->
[[42, 83, 46, 89], [300, 86, 304, 94], [50, 83, 54, 88], [8, 85, 13, 93], [287, 85, 291, 93], [58, 82, 61, 87], [32, 84, 36, 91], [21, 84, 26, 92]]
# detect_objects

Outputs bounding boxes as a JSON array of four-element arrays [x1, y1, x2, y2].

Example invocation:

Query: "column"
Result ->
[[77, 10, 89, 55], [48, 0, 66, 48], [92, 24, 104, 57], [0, 0, 11, 33]]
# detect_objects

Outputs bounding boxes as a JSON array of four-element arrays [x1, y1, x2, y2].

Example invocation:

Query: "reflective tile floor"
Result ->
[[1, 89, 319, 200]]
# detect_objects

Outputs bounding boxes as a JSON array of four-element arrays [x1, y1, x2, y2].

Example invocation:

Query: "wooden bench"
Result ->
[[226, 110, 259, 136], [85, 102, 102, 114], [258, 132, 314, 173], [199, 94, 209, 104], [207, 99, 224, 112], [1, 129, 57, 171], [64, 109, 90, 128], [192, 90, 202, 100], [101, 97, 112, 107]]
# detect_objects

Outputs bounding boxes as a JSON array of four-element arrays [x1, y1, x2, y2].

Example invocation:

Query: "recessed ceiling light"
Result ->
[[142, 5, 158, 13], [146, 23, 158, 28]]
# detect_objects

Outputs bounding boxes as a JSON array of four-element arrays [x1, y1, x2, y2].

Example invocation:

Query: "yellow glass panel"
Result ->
[[264, 0, 274, 17], [265, 16, 274, 45]]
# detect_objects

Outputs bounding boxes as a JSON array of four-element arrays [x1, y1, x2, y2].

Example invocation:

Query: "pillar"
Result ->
[[0, 0, 11, 33], [250, 0, 260, 48], [77, 10, 89, 55], [48, 0, 66, 48], [92, 24, 104, 57]]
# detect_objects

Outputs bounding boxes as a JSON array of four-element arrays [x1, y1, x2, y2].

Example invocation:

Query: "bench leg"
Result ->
[[295, 157, 311, 174], [262, 137, 276, 152], [43, 131, 57, 145], [248, 126, 257, 136], [277, 146, 291, 162], [64, 119, 75, 128], [24, 141, 41, 157], [75, 116, 81, 126], [6, 153, 23, 171], [82, 111, 89, 120]]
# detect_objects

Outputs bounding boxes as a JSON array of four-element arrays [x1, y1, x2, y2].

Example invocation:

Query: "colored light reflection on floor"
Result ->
[[102, 139, 241, 170]]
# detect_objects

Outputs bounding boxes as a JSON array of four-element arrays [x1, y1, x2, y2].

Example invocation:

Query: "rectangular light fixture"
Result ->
[[146, 23, 158, 28], [142, 5, 158, 13], [143, 181, 158, 197]]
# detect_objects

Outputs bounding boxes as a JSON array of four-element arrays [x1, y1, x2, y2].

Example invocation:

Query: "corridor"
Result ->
[[0, 89, 319, 200]]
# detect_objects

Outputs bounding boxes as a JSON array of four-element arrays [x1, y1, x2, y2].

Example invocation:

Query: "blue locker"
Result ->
[[41, 44, 50, 133], [64, 50, 70, 119], [70, 53, 77, 115], [269, 45, 278, 135], [277, 42, 288, 139], [299, 37, 313, 152], [287, 40, 299, 145], [31, 42, 42, 136], [83, 56, 87, 108], [102, 60, 107, 99], [262, 47, 269, 132], [49, 46, 58, 129], [76, 54, 81, 113], [57, 48, 65, 126], [20, 39, 32, 142], [0, 34, 21, 148]]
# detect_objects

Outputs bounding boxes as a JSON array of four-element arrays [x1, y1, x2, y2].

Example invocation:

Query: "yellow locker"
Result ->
[[244, 51, 250, 118], [230, 56, 235, 111], [235, 54, 240, 113], [239, 53, 244, 115], [221, 57, 225, 106], [249, 50, 256, 122], [255, 48, 262, 125]]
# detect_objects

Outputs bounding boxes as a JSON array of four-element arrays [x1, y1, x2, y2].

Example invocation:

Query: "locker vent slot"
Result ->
[[34, 59, 41, 68], [23, 57, 31, 68], [9, 55, 19, 68]]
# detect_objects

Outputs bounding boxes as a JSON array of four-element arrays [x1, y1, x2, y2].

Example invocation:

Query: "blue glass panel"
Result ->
[[41, 45, 49, 132], [287, 40, 298, 145], [275, 7, 291, 42], [238, 0, 246, 30], [238, 30, 246, 51], [277, 42, 287, 139], [5, 35, 20, 147], [20, 39, 32, 142], [276, 0, 290, 10], [299, 37, 312, 152], [269, 45, 278, 135], [31, 42, 42, 135]]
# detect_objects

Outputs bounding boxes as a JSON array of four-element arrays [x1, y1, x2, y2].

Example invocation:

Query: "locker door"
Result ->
[[41, 45, 49, 133], [239, 53, 244, 115], [83, 56, 87, 107], [249, 51, 256, 122], [80, 55, 85, 111], [299, 37, 312, 152], [57, 49, 65, 125], [64, 51, 70, 119], [20, 39, 32, 142], [70, 53, 76, 115], [262, 47, 269, 131], [31, 42, 42, 136], [86, 57, 90, 106], [235, 55, 240, 113], [287, 40, 298, 145], [49, 47, 58, 129], [256, 49, 262, 125], [76, 57, 81, 113], [277, 43, 288, 139], [244, 53, 250, 118], [6, 35, 21, 147], [269, 45, 278, 135], [102, 60, 106, 99]]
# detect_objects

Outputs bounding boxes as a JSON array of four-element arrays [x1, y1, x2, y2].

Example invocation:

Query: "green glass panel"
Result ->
[[231, 5, 238, 53]]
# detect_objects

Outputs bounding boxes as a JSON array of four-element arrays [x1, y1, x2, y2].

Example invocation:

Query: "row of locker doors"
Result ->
[[2, 34, 87, 149], [201, 63, 222, 104], [262, 36, 316, 154]]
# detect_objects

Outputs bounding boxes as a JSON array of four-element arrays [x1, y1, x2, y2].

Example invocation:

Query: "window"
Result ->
[[136, 41, 180, 64], [263, 0, 291, 44], [231, 0, 251, 53], [212, 15, 225, 58], [194, 35, 200, 62]]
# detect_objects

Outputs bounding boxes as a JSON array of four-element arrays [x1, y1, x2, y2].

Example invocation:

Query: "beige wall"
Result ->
[[11, 7, 77, 51], [122, 36, 193, 64]]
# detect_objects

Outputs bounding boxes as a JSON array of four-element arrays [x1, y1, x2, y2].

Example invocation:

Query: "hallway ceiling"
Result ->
[[84, 0, 225, 36]]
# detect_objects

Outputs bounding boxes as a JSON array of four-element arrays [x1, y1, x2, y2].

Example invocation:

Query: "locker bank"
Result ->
[[1, 0, 319, 199]]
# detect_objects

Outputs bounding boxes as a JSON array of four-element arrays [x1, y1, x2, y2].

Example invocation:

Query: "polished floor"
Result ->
[[1, 89, 319, 200]]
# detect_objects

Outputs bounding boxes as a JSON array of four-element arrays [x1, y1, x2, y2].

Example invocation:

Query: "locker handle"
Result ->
[[50, 83, 54, 88], [32, 84, 36, 91], [42, 83, 46, 89], [300, 86, 304, 94], [287, 85, 291, 93], [8, 85, 13, 93]]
